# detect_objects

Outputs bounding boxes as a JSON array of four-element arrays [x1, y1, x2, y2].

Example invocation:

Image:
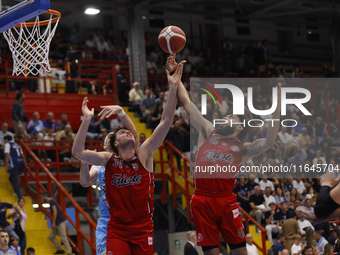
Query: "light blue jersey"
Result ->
[[95, 166, 109, 255]]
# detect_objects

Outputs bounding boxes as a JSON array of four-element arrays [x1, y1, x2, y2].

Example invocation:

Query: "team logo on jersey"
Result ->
[[107, 251, 113, 255], [231, 145, 240, 152], [222, 142, 228, 146], [232, 208, 240, 219], [201, 149, 234, 164], [197, 233, 203, 242], [148, 237, 153, 245], [111, 173, 142, 187], [131, 163, 139, 171]]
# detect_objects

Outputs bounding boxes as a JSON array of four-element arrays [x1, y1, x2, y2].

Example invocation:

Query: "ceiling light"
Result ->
[[85, 8, 100, 15]]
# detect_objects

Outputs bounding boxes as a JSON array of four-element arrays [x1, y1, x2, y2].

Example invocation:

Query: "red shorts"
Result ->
[[190, 193, 245, 247], [106, 217, 154, 255]]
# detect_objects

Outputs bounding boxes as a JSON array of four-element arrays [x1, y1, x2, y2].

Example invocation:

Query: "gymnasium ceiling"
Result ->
[[51, 0, 340, 24]]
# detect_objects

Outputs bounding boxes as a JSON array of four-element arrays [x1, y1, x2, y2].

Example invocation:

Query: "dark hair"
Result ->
[[304, 245, 313, 253], [109, 125, 127, 154], [4, 135, 12, 141], [0, 229, 9, 235], [41, 191, 51, 197], [235, 115, 248, 142], [315, 230, 322, 236], [9, 236, 18, 243], [94, 109, 100, 115], [15, 92, 23, 100], [277, 233, 284, 240], [334, 226, 340, 237], [26, 247, 35, 253], [289, 211, 296, 218], [17, 198, 25, 203], [280, 201, 287, 206]]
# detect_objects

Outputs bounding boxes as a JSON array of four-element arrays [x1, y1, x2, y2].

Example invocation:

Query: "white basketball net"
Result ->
[[3, 12, 60, 76]]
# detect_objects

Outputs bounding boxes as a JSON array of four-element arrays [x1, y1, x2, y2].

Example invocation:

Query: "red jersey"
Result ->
[[194, 131, 244, 196], [105, 153, 154, 224]]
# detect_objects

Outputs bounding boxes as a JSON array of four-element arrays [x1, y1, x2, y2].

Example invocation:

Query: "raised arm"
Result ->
[[242, 83, 282, 163], [98, 105, 139, 150], [166, 54, 213, 138], [80, 162, 100, 187], [72, 97, 111, 166], [139, 61, 184, 156]]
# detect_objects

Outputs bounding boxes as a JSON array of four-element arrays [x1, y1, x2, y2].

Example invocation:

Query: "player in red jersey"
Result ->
[[167, 54, 281, 255], [72, 61, 185, 255]]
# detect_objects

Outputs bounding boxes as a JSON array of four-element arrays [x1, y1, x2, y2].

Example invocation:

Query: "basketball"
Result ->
[[158, 25, 186, 54]]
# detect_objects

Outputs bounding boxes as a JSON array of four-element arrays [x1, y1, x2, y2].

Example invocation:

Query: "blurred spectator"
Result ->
[[323, 244, 333, 255], [27, 112, 44, 136], [86, 36, 97, 51], [298, 128, 311, 151], [166, 120, 184, 171], [312, 117, 330, 145], [43, 128, 55, 161], [259, 174, 275, 194], [304, 199, 314, 212], [264, 187, 276, 210], [9, 237, 20, 255], [277, 127, 293, 158], [312, 150, 327, 167], [110, 117, 123, 130], [15, 125, 27, 140], [0, 229, 19, 255], [139, 133, 146, 145], [291, 67, 303, 78], [0, 123, 14, 163], [0, 200, 20, 241], [115, 64, 128, 103], [307, 139, 320, 162], [276, 202, 290, 225], [312, 246, 320, 255], [150, 103, 163, 130], [97, 37, 109, 53], [4, 135, 29, 199], [93, 28, 101, 43], [333, 226, 340, 253], [129, 82, 144, 117], [289, 150, 306, 167], [247, 174, 259, 197], [57, 113, 70, 131], [150, 46, 162, 63], [304, 246, 313, 255], [246, 234, 259, 255], [12, 92, 27, 134], [282, 177, 293, 195], [320, 141, 331, 159], [41, 192, 72, 255], [141, 90, 156, 117], [292, 178, 306, 196], [55, 124, 75, 162], [272, 233, 285, 255], [281, 211, 300, 253], [26, 247, 35, 255], [294, 116, 304, 134], [287, 188, 301, 208], [43, 112, 58, 133], [184, 231, 198, 255], [275, 187, 288, 205], [297, 211, 314, 236], [249, 186, 266, 232], [314, 231, 328, 255], [291, 235, 305, 255], [86, 110, 103, 140], [265, 202, 281, 243], [155, 92, 166, 106], [281, 249, 289, 255], [146, 55, 157, 74], [8, 198, 27, 255], [234, 175, 250, 213]]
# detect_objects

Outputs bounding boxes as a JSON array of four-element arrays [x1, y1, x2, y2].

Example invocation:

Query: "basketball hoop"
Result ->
[[3, 9, 61, 76]]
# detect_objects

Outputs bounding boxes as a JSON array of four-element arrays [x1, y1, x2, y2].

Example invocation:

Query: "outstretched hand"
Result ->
[[166, 60, 186, 88], [82, 97, 94, 119], [98, 105, 122, 120], [166, 53, 178, 73]]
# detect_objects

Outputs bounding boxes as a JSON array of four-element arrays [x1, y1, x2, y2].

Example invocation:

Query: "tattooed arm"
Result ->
[[242, 84, 282, 164]]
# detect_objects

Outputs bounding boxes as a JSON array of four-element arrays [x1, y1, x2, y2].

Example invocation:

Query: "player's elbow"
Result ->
[[79, 180, 91, 188]]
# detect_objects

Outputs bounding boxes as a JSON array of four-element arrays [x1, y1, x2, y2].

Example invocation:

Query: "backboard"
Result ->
[[0, 0, 49, 33]]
